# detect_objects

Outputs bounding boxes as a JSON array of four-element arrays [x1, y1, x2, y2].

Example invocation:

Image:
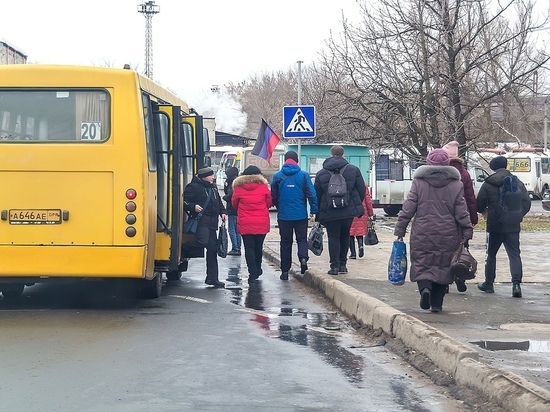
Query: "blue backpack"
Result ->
[[498, 175, 524, 224]]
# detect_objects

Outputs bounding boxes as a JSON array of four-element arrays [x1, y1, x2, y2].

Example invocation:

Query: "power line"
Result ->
[[137, 1, 160, 79]]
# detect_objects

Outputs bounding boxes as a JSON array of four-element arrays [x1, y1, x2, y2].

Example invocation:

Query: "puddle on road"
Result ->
[[228, 279, 374, 385], [472, 340, 550, 352]]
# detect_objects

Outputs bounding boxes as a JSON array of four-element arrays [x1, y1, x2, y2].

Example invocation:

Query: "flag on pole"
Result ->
[[252, 119, 281, 161]]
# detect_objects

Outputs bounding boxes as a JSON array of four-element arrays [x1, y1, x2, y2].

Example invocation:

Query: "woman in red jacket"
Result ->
[[232, 166, 273, 284], [349, 184, 374, 258]]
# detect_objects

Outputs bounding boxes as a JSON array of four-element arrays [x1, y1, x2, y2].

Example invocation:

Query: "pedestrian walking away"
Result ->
[[443, 140, 478, 293], [222, 166, 242, 256], [394, 149, 473, 312], [271, 150, 318, 280], [183, 167, 227, 288], [349, 182, 374, 259], [314, 145, 366, 275], [476, 155, 531, 298], [232, 165, 273, 284]]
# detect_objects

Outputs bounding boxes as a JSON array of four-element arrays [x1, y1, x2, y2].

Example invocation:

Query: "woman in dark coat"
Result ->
[[222, 166, 241, 255], [394, 149, 473, 312], [442, 141, 478, 293], [232, 166, 273, 284]]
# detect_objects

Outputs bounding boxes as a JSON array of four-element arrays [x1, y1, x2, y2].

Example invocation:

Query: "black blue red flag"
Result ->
[[252, 119, 280, 161]]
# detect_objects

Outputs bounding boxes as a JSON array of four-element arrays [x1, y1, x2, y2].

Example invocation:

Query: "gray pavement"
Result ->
[[262, 213, 550, 412]]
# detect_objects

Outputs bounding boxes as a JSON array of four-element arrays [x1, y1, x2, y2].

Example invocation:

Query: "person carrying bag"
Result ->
[[184, 189, 212, 234]]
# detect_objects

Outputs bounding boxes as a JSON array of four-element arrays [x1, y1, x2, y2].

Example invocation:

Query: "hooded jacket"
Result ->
[[394, 165, 473, 284], [477, 168, 531, 233], [314, 156, 366, 223], [222, 166, 239, 216], [232, 174, 273, 235], [271, 160, 318, 220]]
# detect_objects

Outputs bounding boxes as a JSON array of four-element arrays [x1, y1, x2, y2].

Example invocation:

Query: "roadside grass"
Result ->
[[475, 215, 550, 232]]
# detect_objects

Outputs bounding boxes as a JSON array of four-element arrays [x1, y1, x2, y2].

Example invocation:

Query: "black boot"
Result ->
[[357, 236, 364, 258], [327, 263, 339, 275], [349, 237, 356, 259]]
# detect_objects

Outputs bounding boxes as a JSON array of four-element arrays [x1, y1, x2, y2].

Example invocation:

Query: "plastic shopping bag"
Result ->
[[307, 223, 324, 256], [217, 222, 228, 258], [388, 240, 407, 285]]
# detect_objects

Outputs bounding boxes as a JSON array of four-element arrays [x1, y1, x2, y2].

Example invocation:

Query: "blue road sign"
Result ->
[[283, 105, 315, 138]]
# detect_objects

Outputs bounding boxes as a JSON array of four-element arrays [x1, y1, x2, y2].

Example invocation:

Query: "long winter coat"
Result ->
[[314, 156, 366, 223], [393, 165, 473, 285], [449, 157, 478, 225], [350, 185, 374, 236], [477, 169, 531, 233], [232, 174, 273, 235]]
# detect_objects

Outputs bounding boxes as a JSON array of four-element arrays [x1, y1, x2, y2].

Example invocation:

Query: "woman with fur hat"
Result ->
[[442, 140, 478, 293], [232, 166, 273, 284], [394, 149, 473, 312]]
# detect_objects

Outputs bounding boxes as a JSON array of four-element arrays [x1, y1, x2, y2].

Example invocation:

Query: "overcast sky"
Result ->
[[2, 0, 361, 132]]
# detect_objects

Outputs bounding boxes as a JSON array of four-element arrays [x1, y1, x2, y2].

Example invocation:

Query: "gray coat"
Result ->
[[394, 165, 473, 284]]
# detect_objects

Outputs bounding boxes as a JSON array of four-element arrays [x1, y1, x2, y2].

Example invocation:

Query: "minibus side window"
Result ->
[[141, 93, 157, 171]]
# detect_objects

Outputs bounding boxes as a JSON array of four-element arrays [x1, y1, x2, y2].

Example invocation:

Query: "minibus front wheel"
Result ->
[[139, 272, 163, 299]]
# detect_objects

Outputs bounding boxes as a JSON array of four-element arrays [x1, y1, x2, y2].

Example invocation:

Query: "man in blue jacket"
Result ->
[[271, 151, 318, 280]]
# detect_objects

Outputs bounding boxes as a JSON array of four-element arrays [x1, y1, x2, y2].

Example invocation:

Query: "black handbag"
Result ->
[[217, 221, 228, 258], [183, 189, 212, 234], [366, 218, 379, 245], [451, 241, 477, 280]]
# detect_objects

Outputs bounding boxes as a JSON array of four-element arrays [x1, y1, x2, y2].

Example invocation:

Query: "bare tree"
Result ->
[[323, 0, 549, 160]]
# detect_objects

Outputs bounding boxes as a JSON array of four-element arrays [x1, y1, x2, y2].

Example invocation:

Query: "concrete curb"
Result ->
[[262, 245, 550, 411]]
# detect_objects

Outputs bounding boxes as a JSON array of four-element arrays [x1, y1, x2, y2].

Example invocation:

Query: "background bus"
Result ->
[[506, 150, 550, 199], [0, 64, 209, 299]]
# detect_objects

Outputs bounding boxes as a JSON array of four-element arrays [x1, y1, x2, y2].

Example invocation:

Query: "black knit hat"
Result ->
[[242, 165, 262, 175], [197, 167, 214, 178], [489, 156, 508, 171], [284, 151, 299, 162]]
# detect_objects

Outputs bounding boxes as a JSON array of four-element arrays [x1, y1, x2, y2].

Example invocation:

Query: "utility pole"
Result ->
[[297, 60, 304, 160], [137, 1, 160, 79]]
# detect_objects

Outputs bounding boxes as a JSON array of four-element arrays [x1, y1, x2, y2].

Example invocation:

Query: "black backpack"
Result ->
[[497, 175, 524, 224], [327, 165, 349, 209]]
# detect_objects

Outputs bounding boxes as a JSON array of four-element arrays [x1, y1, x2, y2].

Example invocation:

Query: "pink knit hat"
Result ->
[[426, 148, 450, 166], [442, 141, 459, 158]]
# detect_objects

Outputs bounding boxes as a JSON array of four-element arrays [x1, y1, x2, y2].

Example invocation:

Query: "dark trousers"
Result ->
[[485, 232, 523, 283], [323, 218, 354, 266], [278, 218, 309, 272], [186, 223, 219, 281], [417, 280, 447, 309], [242, 234, 266, 277]]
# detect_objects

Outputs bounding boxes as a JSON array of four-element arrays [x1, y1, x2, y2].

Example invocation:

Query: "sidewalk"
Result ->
[[263, 219, 550, 411]]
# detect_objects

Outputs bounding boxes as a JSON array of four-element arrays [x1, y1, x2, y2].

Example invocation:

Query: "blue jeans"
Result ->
[[228, 215, 241, 251]]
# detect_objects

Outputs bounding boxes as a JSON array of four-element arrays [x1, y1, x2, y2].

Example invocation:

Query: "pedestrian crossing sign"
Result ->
[[283, 105, 315, 138]]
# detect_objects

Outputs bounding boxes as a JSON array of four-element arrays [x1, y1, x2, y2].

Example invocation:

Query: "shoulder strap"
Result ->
[[203, 188, 213, 209]]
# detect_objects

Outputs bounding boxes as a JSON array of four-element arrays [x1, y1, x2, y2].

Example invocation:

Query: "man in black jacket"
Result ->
[[314, 145, 366, 275], [476, 156, 531, 297], [184, 167, 227, 288]]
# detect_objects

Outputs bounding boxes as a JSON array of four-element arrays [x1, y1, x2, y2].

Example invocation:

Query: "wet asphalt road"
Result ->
[[0, 257, 469, 411]]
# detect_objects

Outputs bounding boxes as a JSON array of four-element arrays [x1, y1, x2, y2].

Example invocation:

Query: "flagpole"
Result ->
[[297, 60, 303, 161]]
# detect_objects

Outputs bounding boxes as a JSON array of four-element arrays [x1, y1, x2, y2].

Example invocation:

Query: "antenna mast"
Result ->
[[137, 1, 160, 79]]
